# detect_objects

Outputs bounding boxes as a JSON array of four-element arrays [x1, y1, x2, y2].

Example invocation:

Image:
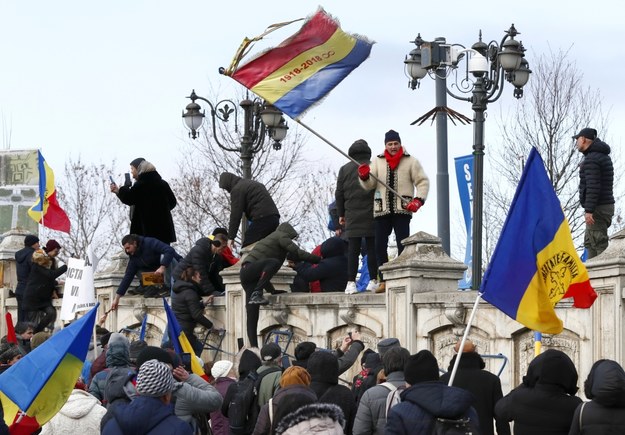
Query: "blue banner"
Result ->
[[455, 155, 474, 289]]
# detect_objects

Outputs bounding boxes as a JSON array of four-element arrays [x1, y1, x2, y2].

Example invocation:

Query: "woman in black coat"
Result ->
[[171, 266, 214, 356], [22, 249, 67, 333]]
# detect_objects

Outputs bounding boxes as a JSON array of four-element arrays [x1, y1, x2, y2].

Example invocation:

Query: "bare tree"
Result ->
[[485, 47, 614, 258], [42, 157, 129, 267]]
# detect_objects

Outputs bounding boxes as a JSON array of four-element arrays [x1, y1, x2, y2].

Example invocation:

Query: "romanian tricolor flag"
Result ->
[[0, 305, 98, 434], [163, 298, 209, 381], [481, 148, 597, 334], [27, 150, 71, 233], [223, 8, 373, 119]]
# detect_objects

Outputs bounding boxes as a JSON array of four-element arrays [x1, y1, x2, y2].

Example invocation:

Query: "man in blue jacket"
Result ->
[[111, 234, 182, 310]]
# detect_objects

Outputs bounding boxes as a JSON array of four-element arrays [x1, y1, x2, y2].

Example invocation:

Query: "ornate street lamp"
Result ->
[[405, 25, 532, 290], [182, 89, 289, 180]]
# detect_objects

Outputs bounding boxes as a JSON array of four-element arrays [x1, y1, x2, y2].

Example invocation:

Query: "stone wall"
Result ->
[[1, 228, 623, 395]]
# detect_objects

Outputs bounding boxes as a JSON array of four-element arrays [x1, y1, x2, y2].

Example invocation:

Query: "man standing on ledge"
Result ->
[[358, 129, 429, 293], [218, 172, 280, 250], [574, 127, 614, 259]]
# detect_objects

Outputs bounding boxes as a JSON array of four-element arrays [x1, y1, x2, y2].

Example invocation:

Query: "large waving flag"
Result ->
[[0, 304, 98, 433], [27, 150, 71, 233], [223, 7, 373, 119], [481, 148, 596, 334], [163, 299, 209, 380]]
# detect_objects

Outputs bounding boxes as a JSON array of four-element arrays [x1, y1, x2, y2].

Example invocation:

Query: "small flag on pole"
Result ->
[[223, 7, 373, 119], [481, 148, 596, 334]]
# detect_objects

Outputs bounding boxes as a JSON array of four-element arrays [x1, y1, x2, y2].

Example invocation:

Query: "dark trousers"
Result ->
[[374, 214, 411, 280], [16, 295, 26, 323], [28, 306, 57, 333], [242, 214, 280, 247], [347, 237, 377, 281], [240, 258, 282, 347], [186, 331, 204, 357]]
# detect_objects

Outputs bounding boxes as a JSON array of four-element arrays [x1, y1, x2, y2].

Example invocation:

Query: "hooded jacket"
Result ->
[[174, 237, 224, 294], [117, 166, 178, 244], [439, 352, 510, 435], [244, 222, 320, 265], [295, 237, 347, 292], [219, 172, 280, 240], [22, 250, 67, 311], [336, 140, 375, 238], [579, 138, 614, 213], [40, 389, 107, 435], [568, 359, 625, 435], [495, 349, 582, 435], [385, 381, 481, 435], [15, 245, 37, 297], [171, 279, 213, 336], [253, 384, 317, 435]]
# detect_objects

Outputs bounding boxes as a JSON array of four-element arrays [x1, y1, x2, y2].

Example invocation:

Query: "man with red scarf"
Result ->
[[358, 130, 429, 293]]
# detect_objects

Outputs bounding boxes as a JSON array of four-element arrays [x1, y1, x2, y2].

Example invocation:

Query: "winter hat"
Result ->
[[454, 339, 476, 353], [30, 332, 51, 349], [136, 359, 176, 397], [364, 352, 382, 369], [100, 332, 113, 348], [24, 235, 39, 247], [384, 129, 401, 144], [280, 366, 311, 387], [212, 227, 228, 237], [0, 343, 22, 364], [129, 340, 148, 362], [261, 343, 281, 362], [238, 349, 262, 377], [44, 239, 61, 253], [404, 350, 440, 385], [307, 351, 339, 384], [377, 337, 401, 357], [572, 128, 597, 140], [348, 139, 372, 164], [211, 360, 234, 379], [294, 342, 317, 361], [136, 345, 174, 369], [361, 348, 376, 365], [130, 157, 146, 168]]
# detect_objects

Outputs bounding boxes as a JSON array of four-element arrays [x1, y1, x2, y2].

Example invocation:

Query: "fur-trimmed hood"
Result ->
[[31, 249, 52, 268], [275, 403, 345, 435]]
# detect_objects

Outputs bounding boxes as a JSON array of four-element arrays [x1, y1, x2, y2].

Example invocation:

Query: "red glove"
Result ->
[[404, 198, 424, 213], [358, 164, 370, 180]]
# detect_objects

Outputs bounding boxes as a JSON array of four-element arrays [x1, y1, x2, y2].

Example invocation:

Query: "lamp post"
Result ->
[[404, 25, 531, 290], [181, 89, 288, 180]]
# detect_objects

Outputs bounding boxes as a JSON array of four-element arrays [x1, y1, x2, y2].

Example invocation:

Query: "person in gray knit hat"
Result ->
[[101, 359, 192, 434]]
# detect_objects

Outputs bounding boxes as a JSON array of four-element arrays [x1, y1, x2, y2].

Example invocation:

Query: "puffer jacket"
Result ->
[[336, 140, 375, 238], [40, 389, 107, 435], [568, 359, 625, 435], [295, 237, 347, 292], [173, 237, 224, 294], [174, 374, 223, 425], [171, 279, 213, 337], [219, 172, 280, 239], [244, 222, 320, 265], [579, 138, 614, 213], [15, 245, 36, 297], [353, 371, 406, 435]]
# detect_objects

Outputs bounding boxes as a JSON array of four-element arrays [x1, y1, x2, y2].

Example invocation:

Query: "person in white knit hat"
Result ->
[[210, 359, 237, 435]]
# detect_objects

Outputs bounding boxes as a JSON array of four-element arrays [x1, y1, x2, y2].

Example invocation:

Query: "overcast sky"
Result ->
[[1, 0, 622, 256]]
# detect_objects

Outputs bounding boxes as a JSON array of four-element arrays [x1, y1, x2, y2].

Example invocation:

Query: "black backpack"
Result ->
[[227, 367, 282, 434], [433, 417, 477, 435]]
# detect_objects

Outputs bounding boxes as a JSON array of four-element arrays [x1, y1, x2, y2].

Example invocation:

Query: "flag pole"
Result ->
[[296, 119, 411, 205], [447, 292, 482, 386]]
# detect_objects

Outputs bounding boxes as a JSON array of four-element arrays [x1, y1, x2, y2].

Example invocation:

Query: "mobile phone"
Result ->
[[348, 332, 353, 340], [237, 337, 244, 350], [181, 352, 192, 372], [109, 175, 115, 184]]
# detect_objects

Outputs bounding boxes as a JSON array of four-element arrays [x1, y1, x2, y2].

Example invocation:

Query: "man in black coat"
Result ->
[[111, 234, 182, 310], [440, 340, 510, 435], [14, 234, 40, 322], [110, 158, 178, 244], [218, 172, 280, 249], [173, 233, 227, 296], [574, 128, 614, 258]]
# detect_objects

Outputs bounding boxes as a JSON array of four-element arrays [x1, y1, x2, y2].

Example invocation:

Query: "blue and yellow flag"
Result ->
[[224, 8, 373, 119], [163, 298, 209, 381], [0, 304, 98, 433], [481, 148, 596, 334]]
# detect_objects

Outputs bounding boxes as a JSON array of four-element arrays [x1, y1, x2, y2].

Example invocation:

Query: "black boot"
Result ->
[[248, 291, 269, 305]]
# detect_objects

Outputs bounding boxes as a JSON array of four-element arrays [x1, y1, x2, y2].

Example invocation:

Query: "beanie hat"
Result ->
[[294, 342, 317, 361], [136, 359, 176, 397], [136, 346, 174, 369], [130, 157, 146, 169], [361, 348, 375, 365], [30, 332, 51, 349], [364, 352, 382, 369], [238, 349, 262, 377], [100, 332, 113, 347], [280, 366, 311, 387], [44, 239, 61, 253], [261, 343, 281, 362], [307, 351, 339, 384], [129, 340, 148, 361], [211, 360, 234, 379], [384, 129, 401, 144], [24, 235, 39, 247], [404, 350, 440, 385], [377, 338, 400, 356]]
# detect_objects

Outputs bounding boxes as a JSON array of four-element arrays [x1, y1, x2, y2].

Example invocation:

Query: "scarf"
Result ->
[[384, 146, 404, 170]]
